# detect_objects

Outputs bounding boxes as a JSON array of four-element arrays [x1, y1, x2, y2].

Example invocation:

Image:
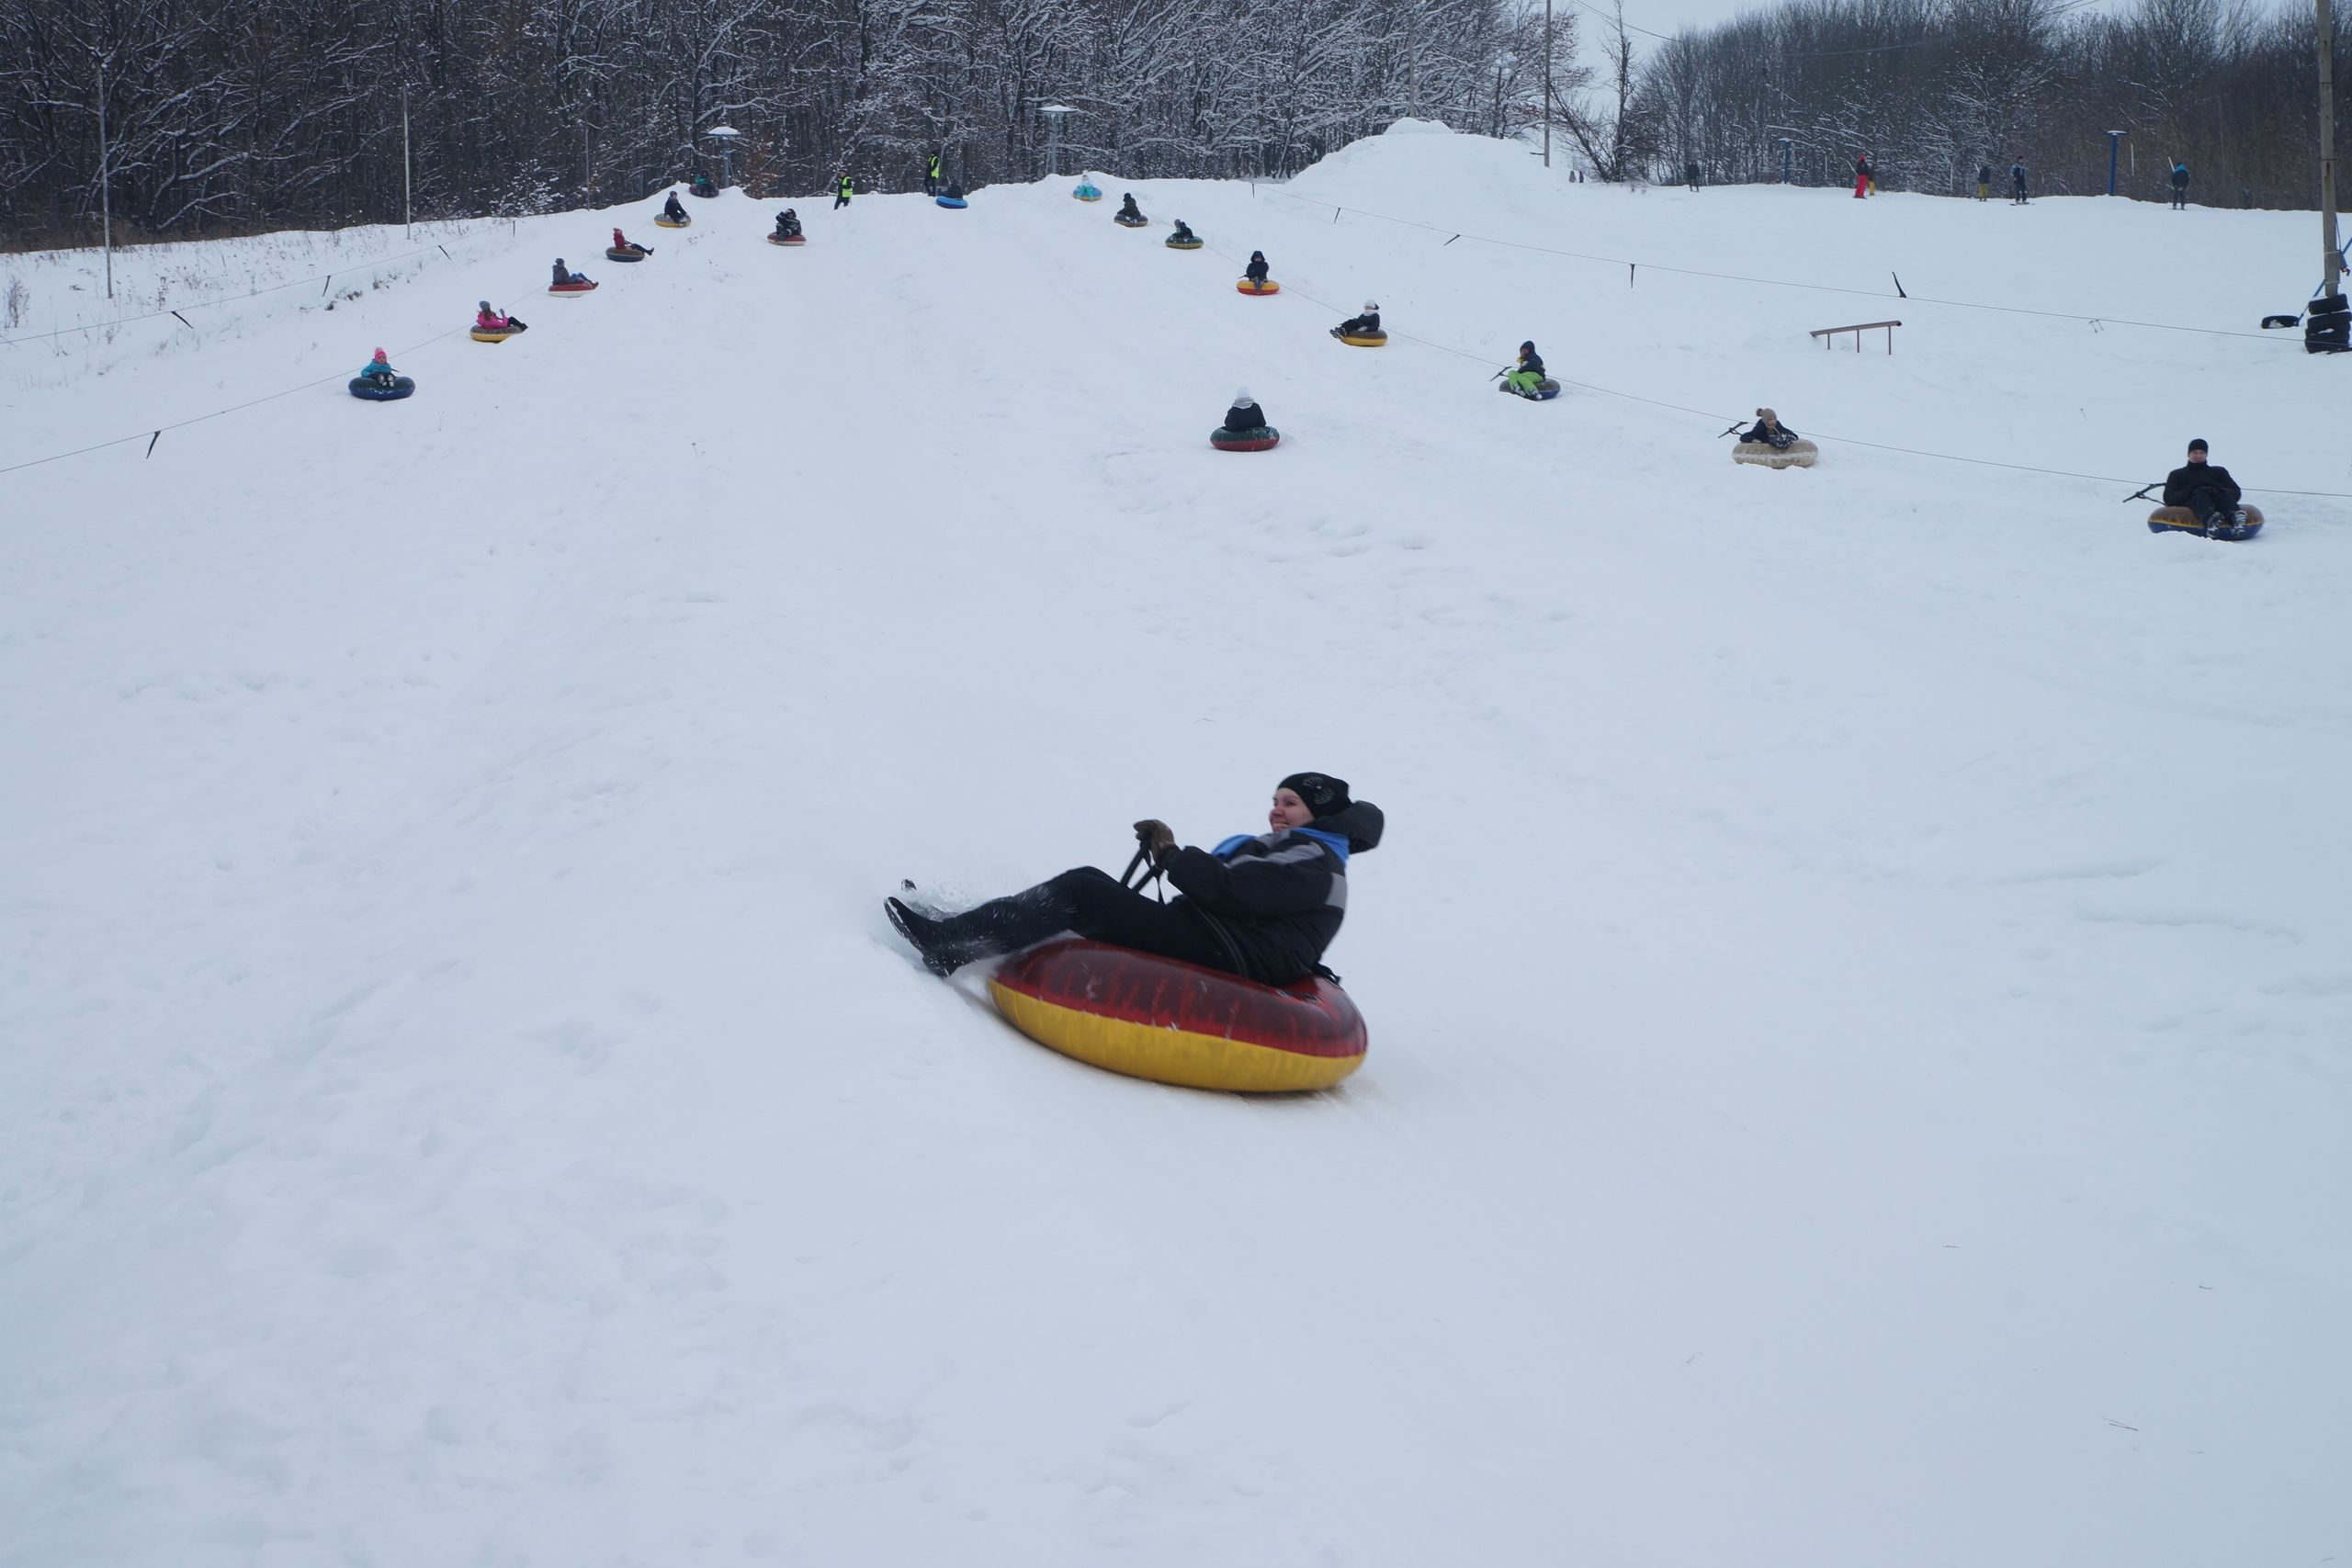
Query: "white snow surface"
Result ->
[[3, 123, 2346, 1566]]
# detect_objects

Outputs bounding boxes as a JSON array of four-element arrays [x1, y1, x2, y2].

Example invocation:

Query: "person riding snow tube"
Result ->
[[1500, 341, 1558, 399], [1211, 387, 1279, 451], [770, 209, 804, 243], [606, 228, 650, 261], [1115, 193, 1148, 227], [658, 191, 691, 227], [1073, 180, 1102, 201], [885, 774, 1382, 1091], [349, 348, 414, 400], [1733, 408, 1817, 468], [935, 181, 968, 209], [471, 301, 526, 341], [2154, 438, 2261, 539], [1167, 220, 1202, 249], [690, 175, 718, 197], [548, 259, 597, 294], [1333, 302, 1385, 344]]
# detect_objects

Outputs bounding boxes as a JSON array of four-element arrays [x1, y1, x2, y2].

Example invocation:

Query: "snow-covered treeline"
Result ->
[[1633, 0, 2346, 207], [0, 0, 1575, 242]]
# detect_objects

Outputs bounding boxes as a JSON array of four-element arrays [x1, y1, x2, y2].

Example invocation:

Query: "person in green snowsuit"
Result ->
[[1504, 341, 1546, 394]]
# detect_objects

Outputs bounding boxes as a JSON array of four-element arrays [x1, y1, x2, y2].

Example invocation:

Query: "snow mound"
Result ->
[[1, 131, 2346, 1568]]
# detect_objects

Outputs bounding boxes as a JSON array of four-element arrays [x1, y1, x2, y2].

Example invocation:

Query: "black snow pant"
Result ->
[[928, 867, 1239, 973], [2012, 180, 2028, 204], [2185, 492, 2239, 532]]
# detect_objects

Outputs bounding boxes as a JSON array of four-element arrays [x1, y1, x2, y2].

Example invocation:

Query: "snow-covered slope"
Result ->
[[2, 127, 2346, 1567]]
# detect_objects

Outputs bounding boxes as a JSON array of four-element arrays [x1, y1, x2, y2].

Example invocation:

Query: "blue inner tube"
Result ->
[[935, 197, 968, 209], [349, 376, 415, 400]]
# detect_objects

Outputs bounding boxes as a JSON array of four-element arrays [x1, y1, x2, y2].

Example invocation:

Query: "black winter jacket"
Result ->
[[1223, 400, 1266, 431], [1245, 254, 1270, 282], [1162, 800, 1384, 985], [1740, 419, 1797, 448], [1340, 311, 1381, 336], [2164, 462, 2240, 509]]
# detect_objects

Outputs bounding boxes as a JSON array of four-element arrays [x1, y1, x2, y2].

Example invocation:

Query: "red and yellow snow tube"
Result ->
[[1237, 278, 1280, 295], [988, 938, 1366, 1092]]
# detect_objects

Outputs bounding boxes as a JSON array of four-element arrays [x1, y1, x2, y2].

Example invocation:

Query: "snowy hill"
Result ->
[[2, 123, 2346, 1566]]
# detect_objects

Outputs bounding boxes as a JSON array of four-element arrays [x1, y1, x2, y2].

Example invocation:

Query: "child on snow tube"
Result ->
[[774, 209, 802, 238], [691, 175, 718, 197], [1222, 388, 1269, 434], [1739, 408, 1798, 450], [1245, 251, 1271, 285], [356, 348, 401, 386], [887, 773, 1382, 987], [1117, 193, 1146, 223], [1504, 341, 1546, 394], [1170, 220, 1198, 243], [663, 191, 689, 223], [1335, 301, 1382, 338], [551, 258, 591, 286], [475, 300, 524, 333], [610, 227, 647, 255]]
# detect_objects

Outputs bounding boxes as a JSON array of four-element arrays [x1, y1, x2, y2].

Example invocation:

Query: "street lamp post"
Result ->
[[707, 125, 741, 188], [2104, 130, 2127, 196], [1040, 105, 1077, 179]]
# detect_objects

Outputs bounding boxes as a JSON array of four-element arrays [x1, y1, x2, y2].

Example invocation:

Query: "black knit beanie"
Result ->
[[1277, 773, 1351, 817]]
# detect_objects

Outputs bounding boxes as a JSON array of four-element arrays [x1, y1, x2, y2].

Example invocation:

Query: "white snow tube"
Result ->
[[1733, 439, 1817, 469]]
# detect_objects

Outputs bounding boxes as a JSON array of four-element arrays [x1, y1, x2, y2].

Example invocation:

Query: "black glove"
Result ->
[[1133, 819, 1176, 862]]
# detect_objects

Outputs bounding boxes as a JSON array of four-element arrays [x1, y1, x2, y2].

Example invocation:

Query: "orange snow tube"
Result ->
[[988, 938, 1367, 1092]]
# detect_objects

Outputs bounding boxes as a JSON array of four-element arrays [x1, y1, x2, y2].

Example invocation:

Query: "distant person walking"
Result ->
[[924, 152, 943, 195], [834, 170, 854, 209], [1686, 159, 1702, 192], [1975, 162, 1992, 200], [2170, 161, 2189, 209], [1853, 151, 1873, 198], [2009, 159, 2029, 204]]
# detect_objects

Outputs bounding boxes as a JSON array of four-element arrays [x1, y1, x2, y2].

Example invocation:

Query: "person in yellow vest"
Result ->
[[925, 152, 942, 195], [834, 170, 854, 209]]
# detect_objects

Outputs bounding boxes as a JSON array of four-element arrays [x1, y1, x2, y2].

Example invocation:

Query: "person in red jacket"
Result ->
[[610, 227, 648, 256], [1853, 151, 1873, 198]]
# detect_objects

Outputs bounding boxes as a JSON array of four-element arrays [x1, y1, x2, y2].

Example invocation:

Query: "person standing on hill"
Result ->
[[924, 152, 942, 195], [2170, 162, 2190, 209], [2010, 159, 2029, 204], [1976, 162, 1993, 199], [1853, 151, 1873, 198], [1686, 159, 1702, 191], [834, 170, 854, 209]]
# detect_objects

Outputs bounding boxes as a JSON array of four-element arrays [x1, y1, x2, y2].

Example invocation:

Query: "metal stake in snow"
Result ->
[[401, 87, 413, 239], [2104, 130, 2126, 196], [96, 54, 113, 299], [2321, 0, 2343, 301], [1041, 105, 1077, 179]]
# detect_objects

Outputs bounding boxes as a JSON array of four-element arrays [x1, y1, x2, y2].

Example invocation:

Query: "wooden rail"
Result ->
[[1812, 320, 1902, 354]]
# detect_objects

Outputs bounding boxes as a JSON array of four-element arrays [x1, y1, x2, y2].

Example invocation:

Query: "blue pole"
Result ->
[[2106, 131, 2124, 195], [1781, 139, 1792, 185]]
